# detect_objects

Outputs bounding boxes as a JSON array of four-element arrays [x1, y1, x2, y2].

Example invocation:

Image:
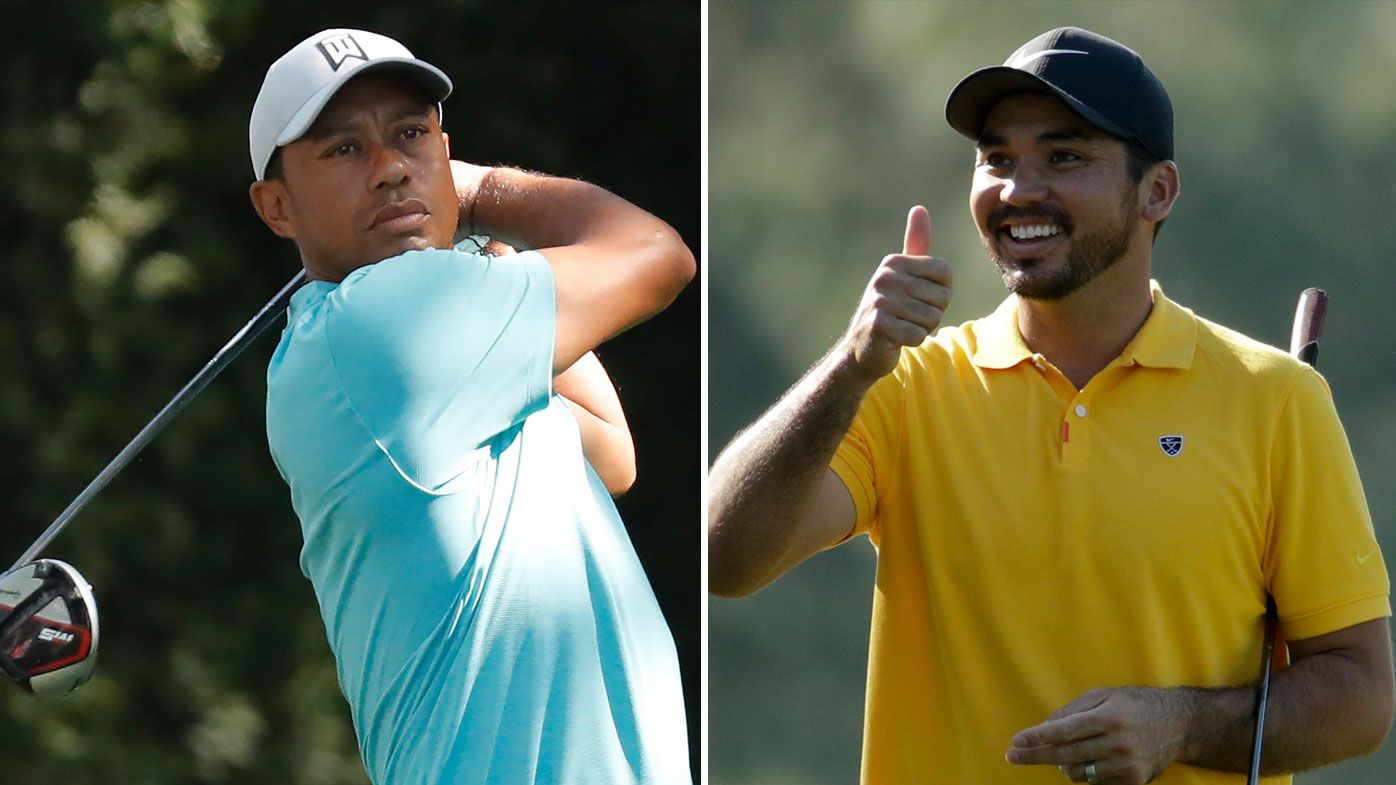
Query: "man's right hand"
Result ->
[[709, 205, 949, 596], [839, 205, 953, 384]]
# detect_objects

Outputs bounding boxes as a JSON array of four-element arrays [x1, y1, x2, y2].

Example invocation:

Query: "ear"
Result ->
[[249, 179, 297, 240], [441, 131, 450, 159], [1140, 160, 1180, 225]]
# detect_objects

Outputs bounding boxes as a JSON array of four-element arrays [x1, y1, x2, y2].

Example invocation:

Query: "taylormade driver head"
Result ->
[[0, 559, 98, 697]]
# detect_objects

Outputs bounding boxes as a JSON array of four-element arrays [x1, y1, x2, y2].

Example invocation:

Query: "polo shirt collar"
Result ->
[[1123, 281, 1196, 369], [970, 295, 1035, 369], [969, 279, 1196, 370], [288, 278, 334, 318]]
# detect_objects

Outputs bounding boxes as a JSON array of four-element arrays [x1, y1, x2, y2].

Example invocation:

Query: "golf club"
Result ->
[[0, 559, 99, 697], [1247, 287, 1328, 784], [1, 270, 306, 696]]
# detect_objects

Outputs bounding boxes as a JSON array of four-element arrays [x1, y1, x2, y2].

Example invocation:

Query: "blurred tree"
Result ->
[[710, 2, 1396, 784], [0, 1, 698, 782]]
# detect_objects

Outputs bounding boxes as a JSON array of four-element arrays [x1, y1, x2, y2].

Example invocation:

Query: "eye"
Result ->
[[326, 141, 359, 158], [401, 125, 429, 141], [1049, 149, 1081, 165], [981, 151, 1011, 169]]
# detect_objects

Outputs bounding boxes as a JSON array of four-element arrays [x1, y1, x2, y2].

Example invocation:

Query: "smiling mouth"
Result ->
[[996, 221, 1068, 260], [1006, 223, 1062, 241]]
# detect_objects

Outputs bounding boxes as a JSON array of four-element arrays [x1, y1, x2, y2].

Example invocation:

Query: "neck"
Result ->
[[1016, 251, 1154, 389]]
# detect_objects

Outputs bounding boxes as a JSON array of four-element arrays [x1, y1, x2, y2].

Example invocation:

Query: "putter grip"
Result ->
[[1289, 287, 1328, 362]]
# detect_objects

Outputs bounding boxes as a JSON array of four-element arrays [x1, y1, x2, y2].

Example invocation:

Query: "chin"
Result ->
[[384, 233, 451, 257]]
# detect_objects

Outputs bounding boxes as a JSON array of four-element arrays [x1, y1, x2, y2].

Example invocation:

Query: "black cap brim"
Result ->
[[945, 65, 1135, 146]]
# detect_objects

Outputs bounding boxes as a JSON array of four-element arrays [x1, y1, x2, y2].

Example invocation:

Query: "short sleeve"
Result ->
[[324, 247, 556, 492], [829, 360, 906, 541], [1267, 367, 1391, 640]]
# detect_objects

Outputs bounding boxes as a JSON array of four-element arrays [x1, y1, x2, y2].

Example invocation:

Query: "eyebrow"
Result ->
[[976, 127, 1094, 150], [303, 104, 435, 142]]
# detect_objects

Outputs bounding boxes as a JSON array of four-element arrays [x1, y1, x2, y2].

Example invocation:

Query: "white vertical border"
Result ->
[[698, 0, 711, 783]]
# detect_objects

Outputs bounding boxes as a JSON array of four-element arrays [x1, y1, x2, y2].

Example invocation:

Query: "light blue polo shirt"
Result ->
[[265, 242, 690, 785]]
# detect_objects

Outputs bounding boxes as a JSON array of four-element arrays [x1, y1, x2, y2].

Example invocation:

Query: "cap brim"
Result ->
[[945, 65, 1133, 145], [274, 58, 453, 149]]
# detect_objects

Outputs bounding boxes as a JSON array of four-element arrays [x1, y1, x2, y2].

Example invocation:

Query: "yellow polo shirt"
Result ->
[[830, 282, 1390, 785]]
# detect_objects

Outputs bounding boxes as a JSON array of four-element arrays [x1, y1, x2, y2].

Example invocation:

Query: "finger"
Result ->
[[897, 276, 952, 312], [871, 312, 931, 348], [1006, 735, 1113, 766], [903, 205, 932, 256], [877, 293, 944, 333], [1012, 710, 1105, 748], [1048, 689, 1111, 722], [1058, 762, 1093, 783], [883, 255, 953, 287]]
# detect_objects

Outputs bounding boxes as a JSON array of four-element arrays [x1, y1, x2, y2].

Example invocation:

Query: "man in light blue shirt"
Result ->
[[246, 29, 694, 784]]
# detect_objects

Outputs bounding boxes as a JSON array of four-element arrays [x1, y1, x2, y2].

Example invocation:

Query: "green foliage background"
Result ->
[[709, 1, 1395, 784], [0, 1, 698, 782]]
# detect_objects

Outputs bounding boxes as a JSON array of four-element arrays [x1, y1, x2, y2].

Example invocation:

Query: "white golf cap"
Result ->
[[248, 28, 452, 180]]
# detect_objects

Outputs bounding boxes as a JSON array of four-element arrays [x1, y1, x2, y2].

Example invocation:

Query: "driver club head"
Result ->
[[0, 559, 99, 697]]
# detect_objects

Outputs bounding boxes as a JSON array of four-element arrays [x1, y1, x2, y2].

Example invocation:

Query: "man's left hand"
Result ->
[[1006, 687, 1193, 784]]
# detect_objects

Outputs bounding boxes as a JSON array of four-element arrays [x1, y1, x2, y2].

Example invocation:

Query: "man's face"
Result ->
[[969, 93, 1144, 300], [255, 72, 459, 281]]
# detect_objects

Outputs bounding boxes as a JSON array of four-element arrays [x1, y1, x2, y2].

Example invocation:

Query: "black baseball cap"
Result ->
[[945, 27, 1173, 161]]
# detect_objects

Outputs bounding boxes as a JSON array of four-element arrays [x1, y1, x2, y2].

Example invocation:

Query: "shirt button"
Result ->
[[1075, 404, 1087, 417]]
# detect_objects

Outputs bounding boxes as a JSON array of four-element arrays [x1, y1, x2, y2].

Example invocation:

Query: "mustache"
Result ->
[[989, 204, 1072, 232]]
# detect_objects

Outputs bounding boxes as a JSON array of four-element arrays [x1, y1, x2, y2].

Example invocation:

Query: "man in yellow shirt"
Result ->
[[709, 26, 1392, 785]]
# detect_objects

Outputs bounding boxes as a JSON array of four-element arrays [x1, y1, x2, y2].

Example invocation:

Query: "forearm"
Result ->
[[1011, 620, 1393, 781], [555, 352, 635, 495], [708, 346, 872, 597], [452, 160, 693, 373], [1178, 645, 1392, 774], [456, 162, 678, 258]]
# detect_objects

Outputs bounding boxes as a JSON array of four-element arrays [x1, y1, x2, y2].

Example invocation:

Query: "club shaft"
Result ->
[[10, 271, 307, 571], [1248, 597, 1278, 783], [1248, 287, 1328, 784]]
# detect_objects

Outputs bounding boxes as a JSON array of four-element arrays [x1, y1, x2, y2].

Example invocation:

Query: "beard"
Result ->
[[982, 194, 1137, 301]]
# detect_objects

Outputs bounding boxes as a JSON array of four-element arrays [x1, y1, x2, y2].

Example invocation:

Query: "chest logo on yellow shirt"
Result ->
[[1159, 435, 1184, 457]]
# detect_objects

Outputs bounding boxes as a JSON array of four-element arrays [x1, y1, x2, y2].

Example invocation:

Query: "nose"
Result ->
[[369, 143, 410, 191], [999, 165, 1048, 206]]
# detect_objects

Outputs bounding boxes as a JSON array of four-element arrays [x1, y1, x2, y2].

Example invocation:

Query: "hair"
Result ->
[[1123, 138, 1166, 238], [263, 148, 284, 181]]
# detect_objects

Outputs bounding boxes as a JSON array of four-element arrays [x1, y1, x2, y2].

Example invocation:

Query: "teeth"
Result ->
[[1008, 224, 1062, 240]]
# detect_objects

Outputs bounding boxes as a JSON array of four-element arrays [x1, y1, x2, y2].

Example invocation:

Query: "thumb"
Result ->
[[903, 205, 932, 256]]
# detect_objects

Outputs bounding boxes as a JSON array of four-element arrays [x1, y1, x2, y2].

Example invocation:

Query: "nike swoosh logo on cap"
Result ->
[[1006, 48, 1090, 69]]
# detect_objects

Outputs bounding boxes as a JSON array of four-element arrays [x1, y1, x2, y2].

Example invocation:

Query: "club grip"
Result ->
[[1289, 287, 1328, 365]]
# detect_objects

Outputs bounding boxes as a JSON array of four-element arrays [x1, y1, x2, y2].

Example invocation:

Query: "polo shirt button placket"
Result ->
[[1063, 398, 1091, 465]]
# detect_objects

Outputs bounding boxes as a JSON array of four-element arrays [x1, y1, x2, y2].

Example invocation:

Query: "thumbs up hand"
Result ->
[[839, 206, 953, 384]]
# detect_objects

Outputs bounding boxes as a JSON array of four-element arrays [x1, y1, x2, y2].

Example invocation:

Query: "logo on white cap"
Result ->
[[316, 33, 368, 72], [248, 29, 452, 181]]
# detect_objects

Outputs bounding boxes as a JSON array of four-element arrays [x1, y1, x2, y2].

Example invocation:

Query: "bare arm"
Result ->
[[1007, 617, 1395, 782], [1184, 617, 1394, 774], [452, 161, 694, 374], [708, 353, 873, 598], [708, 206, 952, 597], [554, 352, 636, 496]]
